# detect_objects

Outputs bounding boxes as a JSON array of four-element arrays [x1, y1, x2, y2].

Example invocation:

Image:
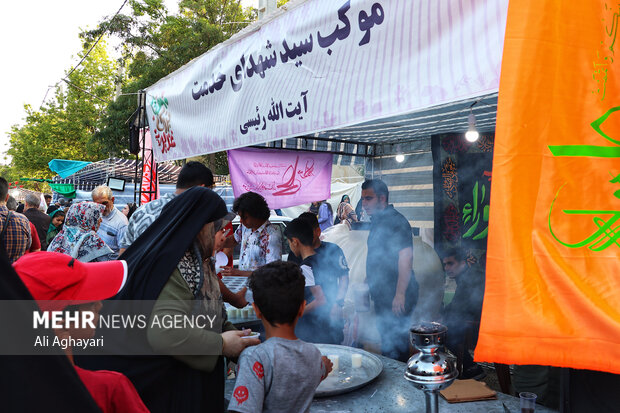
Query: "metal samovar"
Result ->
[[404, 322, 458, 413]]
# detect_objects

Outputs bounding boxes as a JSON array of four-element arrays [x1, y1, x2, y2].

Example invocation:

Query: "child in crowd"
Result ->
[[46, 209, 65, 245], [13, 252, 149, 412], [284, 218, 335, 343], [228, 261, 332, 413], [284, 217, 349, 344]]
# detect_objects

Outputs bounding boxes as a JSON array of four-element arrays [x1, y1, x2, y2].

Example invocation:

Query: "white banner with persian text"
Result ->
[[145, 0, 508, 161]]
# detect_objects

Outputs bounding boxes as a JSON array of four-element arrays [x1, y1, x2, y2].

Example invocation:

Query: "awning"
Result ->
[[51, 158, 182, 191], [48, 159, 91, 178]]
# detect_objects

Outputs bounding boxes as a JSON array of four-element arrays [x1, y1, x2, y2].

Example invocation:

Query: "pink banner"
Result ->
[[228, 148, 332, 209], [140, 130, 160, 205]]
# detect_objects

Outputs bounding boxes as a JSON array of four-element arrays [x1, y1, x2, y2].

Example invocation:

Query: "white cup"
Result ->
[[351, 353, 362, 368], [215, 252, 228, 273], [328, 354, 339, 372]]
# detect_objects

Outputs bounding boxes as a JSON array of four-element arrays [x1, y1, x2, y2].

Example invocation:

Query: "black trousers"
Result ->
[[444, 319, 478, 370], [373, 303, 413, 362]]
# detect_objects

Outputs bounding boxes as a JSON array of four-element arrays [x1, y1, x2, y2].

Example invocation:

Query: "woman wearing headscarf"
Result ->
[[47, 202, 116, 262], [45, 209, 65, 245], [122, 202, 138, 220], [77, 187, 258, 413], [335, 195, 358, 226]]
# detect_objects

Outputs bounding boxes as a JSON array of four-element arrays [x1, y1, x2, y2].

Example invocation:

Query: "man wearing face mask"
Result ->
[[362, 179, 418, 362]]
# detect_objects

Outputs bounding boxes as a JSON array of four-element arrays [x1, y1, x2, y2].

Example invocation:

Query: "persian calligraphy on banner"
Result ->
[[228, 148, 332, 209], [477, 1, 620, 373], [145, 0, 508, 161]]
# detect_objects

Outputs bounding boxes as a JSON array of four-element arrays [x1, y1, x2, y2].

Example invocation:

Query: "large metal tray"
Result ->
[[314, 344, 383, 397], [221, 276, 248, 293]]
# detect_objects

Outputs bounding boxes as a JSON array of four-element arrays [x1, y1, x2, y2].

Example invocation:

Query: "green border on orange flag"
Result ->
[[477, 1, 620, 374]]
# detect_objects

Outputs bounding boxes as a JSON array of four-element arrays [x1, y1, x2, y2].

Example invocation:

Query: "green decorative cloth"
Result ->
[[48, 183, 76, 199]]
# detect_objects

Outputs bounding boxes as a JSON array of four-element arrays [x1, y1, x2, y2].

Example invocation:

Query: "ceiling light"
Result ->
[[465, 110, 479, 142], [395, 144, 405, 163]]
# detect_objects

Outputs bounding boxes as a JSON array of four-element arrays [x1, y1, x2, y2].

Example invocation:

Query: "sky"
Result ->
[[0, 0, 257, 164]]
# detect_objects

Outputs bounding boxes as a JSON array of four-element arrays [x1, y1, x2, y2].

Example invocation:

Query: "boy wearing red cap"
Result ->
[[13, 252, 149, 413]]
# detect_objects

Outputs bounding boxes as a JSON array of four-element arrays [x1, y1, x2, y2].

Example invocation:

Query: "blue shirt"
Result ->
[[318, 203, 333, 231], [97, 207, 128, 255]]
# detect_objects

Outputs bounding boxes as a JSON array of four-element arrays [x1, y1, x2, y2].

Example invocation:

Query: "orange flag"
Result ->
[[477, 1, 620, 373]]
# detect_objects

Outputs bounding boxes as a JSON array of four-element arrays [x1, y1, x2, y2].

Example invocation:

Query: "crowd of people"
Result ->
[[1, 168, 495, 412], [0, 179, 141, 264]]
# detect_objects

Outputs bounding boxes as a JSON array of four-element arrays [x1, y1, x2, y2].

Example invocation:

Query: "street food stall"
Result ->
[[138, 0, 620, 409], [225, 348, 557, 413]]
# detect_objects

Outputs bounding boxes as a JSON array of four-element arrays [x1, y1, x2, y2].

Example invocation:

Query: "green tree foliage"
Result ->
[[7, 41, 118, 182], [86, 0, 254, 167], [0, 165, 20, 186]]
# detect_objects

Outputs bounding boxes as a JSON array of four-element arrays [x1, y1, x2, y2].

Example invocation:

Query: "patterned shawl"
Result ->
[[47, 201, 114, 262], [337, 201, 357, 224], [177, 222, 224, 321]]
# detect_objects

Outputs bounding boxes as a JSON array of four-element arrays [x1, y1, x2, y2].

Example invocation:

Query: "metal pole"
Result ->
[[139, 93, 146, 206], [424, 391, 439, 413], [134, 149, 138, 205]]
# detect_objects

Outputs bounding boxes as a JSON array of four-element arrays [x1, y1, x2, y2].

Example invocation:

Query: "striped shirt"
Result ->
[[96, 207, 128, 255], [0, 206, 31, 263]]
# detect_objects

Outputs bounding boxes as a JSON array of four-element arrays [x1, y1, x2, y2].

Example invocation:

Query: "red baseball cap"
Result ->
[[13, 252, 127, 310]]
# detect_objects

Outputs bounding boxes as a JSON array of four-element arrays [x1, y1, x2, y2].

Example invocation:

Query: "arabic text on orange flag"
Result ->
[[477, 1, 620, 373]]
